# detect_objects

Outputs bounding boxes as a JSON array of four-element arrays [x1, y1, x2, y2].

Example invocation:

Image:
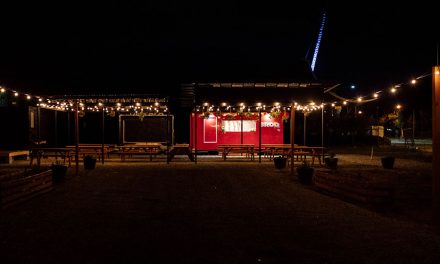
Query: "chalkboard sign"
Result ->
[[121, 115, 173, 144]]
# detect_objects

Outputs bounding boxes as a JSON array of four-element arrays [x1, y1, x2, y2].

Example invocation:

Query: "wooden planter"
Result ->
[[0, 169, 53, 209], [314, 170, 395, 204], [273, 157, 287, 169]]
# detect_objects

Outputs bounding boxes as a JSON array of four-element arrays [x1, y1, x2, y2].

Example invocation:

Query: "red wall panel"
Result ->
[[190, 112, 286, 151]]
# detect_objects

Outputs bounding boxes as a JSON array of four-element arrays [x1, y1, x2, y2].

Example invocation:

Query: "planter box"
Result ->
[[314, 170, 395, 204], [0, 169, 53, 209], [273, 157, 287, 169]]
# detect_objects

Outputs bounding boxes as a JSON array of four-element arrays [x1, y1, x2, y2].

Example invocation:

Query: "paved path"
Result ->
[[1, 162, 440, 263]]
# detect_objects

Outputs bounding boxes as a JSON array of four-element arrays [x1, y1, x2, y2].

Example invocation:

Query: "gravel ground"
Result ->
[[1, 156, 439, 264]]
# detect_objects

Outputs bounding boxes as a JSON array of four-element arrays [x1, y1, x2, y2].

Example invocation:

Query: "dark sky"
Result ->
[[0, 1, 438, 96]]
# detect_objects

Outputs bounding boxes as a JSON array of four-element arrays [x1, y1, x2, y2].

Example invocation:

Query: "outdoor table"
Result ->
[[118, 143, 163, 161], [167, 144, 194, 162], [29, 148, 72, 167], [217, 144, 255, 161]]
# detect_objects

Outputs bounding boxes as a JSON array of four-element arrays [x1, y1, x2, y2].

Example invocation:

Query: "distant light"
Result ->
[[343, 101, 347, 105], [14, 92, 19, 97], [274, 102, 280, 106], [204, 102, 209, 106], [411, 79, 417, 84], [116, 103, 121, 107], [358, 110, 362, 114], [357, 97, 362, 102], [436, 70, 440, 75], [154, 102, 159, 106], [221, 102, 227, 107], [391, 87, 397, 93], [350, 85, 356, 89], [331, 103, 335, 107], [0, 88, 5, 93], [256, 102, 262, 107], [373, 93, 379, 98], [26, 95, 31, 100], [310, 101, 315, 106], [396, 104, 402, 109], [98, 102, 103, 107], [38, 98, 42, 102]]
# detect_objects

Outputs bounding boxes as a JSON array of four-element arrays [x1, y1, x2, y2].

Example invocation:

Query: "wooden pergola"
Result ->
[[38, 94, 170, 175], [185, 82, 326, 176]]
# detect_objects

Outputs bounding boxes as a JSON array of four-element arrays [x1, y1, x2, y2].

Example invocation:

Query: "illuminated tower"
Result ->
[[310, 13, 326, 72]]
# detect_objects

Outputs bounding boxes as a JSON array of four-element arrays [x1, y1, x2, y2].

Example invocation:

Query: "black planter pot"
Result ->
[[297, 167, 314, 185], [274, 157, 287, 169], [381, 156, 395, 169], [324, 157, 339, 170], [51, 164, 67, 183], [84, 156, 97, 170]]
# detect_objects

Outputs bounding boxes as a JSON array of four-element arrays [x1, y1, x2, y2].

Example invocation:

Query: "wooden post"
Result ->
[[259, 109, 262, 163], [37, 106, 41, 144], [101, 107, 105, 165], [303, 112, 307, 145], [67, 110, 70, 145], [321, 105, 324, 159], [54, 110, 58, 147], [194, 110, 197, 164], [166, 108, 170, 164], [74, 101, 79, 176], [241, 114, 244, 144], [290, 105, 295, 177], [433, 65, 440, 225]]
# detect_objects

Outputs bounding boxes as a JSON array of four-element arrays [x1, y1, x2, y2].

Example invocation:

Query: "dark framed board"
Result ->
[[119, 115, 174, 144]]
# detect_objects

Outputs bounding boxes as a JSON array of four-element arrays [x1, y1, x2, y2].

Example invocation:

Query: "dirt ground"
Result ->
[[0, 148, 439, 263]]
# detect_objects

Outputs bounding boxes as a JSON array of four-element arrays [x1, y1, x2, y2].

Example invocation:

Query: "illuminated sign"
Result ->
[[261, 122, 280, 128]]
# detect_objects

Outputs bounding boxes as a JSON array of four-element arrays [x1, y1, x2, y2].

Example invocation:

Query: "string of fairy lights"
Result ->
[[1, 66, 439, 116], [0, 87, 169, 115], [326, 68, 440, 109]]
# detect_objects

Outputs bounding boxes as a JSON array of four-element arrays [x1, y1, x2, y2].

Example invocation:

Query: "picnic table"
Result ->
[[167, 144, 194, 162], [217, 144, 255, 161], [117, 143, 163, 161], [29, 148, 72, 167]]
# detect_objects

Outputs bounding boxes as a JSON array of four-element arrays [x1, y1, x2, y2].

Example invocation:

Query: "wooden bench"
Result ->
[[0, 150, 29, 164], [314, 170, 396, 204], [0, 169, 53, 209]]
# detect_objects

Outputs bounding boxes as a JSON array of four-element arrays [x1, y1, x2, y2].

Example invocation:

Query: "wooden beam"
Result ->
[[290, 105, 295, 177], [433, 65, 440, 225]]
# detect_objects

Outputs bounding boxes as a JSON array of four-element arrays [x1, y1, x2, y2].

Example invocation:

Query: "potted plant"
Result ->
[[296, 161, 314, 185], [273, 155, 287, 169], [381, 156, 395, 169], [51, 161, 68, 183], [324, 152, 338, 170], [84, 155, 97, 170]]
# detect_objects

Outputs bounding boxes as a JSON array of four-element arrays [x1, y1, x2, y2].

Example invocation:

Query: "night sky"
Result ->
[[0, 1, 438, 97]]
